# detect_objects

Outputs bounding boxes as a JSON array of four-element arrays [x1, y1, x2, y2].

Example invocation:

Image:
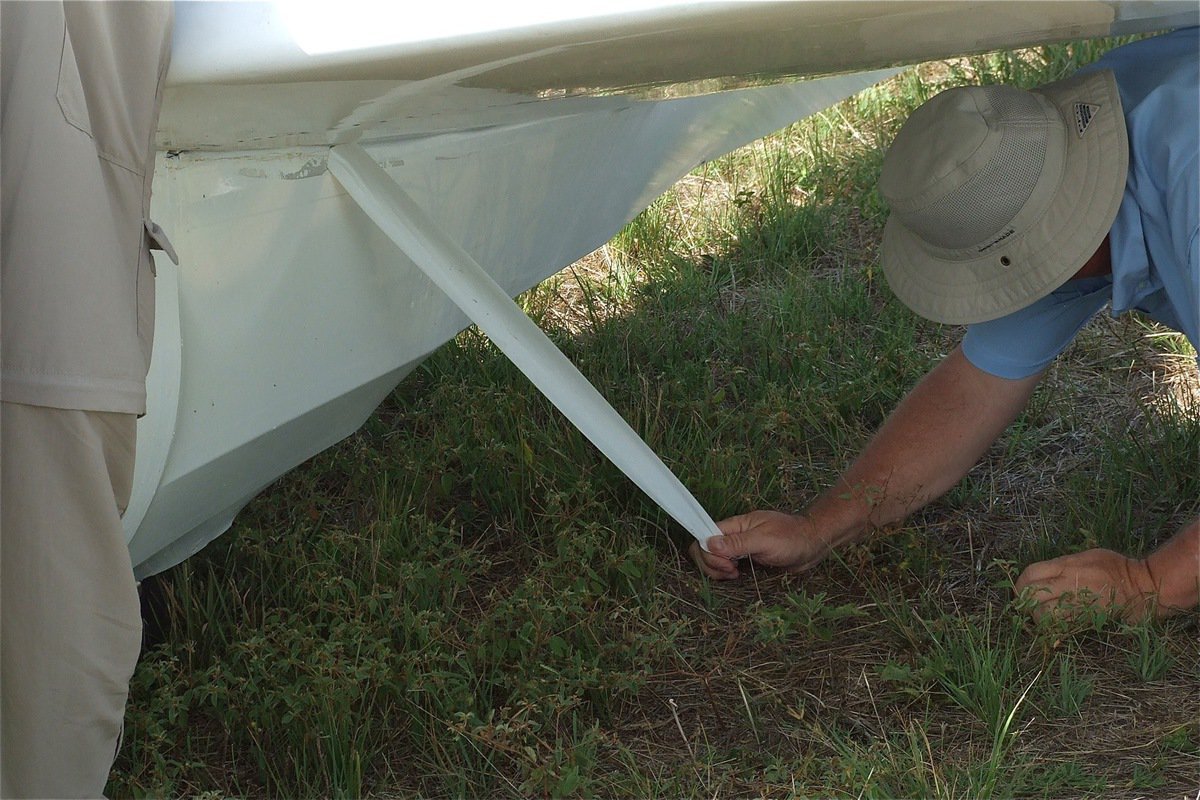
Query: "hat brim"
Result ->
[[881, 70, 1128, 325]]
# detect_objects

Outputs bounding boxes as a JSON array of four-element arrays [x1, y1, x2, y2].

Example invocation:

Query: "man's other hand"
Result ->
[[1015, 548, 1160, 622]]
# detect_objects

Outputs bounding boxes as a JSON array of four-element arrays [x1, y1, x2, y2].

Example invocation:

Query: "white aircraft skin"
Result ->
[[126, 1, 1198, 577]]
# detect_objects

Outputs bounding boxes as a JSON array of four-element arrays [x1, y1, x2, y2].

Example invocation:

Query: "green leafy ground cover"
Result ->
[[113, 39, 1198, 798]]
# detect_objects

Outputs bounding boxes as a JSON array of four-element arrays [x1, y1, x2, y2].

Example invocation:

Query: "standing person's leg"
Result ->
[[1, 402, 142, 798]]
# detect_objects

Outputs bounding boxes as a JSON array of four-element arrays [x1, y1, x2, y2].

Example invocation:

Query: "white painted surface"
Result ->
[[129, 70, 897, 575]]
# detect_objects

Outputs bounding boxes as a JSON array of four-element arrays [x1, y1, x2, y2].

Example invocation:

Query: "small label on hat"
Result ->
[[978, 227, 1016, 253], [1073, 102, 1100, 138]]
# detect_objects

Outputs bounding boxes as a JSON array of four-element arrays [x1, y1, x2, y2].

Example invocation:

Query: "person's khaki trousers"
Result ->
[[1, 402, 142, 798]]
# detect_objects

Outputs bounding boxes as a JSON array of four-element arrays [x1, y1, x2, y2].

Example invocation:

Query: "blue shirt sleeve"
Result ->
[[962, 278, 1114, 379]]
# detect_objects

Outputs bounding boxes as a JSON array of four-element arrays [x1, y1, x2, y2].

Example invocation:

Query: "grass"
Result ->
[[112, 37, 1198, 798]]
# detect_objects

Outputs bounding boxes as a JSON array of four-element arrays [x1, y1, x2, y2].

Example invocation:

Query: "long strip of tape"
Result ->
[[329, 144, 721, 549]]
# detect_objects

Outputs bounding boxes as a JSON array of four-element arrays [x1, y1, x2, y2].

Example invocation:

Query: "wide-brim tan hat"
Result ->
[[878, 69, 1128, 325]]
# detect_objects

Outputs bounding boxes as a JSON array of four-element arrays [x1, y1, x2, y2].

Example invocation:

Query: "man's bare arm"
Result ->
[[694, 345, 1043, 578]]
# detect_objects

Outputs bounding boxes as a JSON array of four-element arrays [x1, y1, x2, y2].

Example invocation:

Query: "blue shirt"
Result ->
[[963, 28, 1199, 379]]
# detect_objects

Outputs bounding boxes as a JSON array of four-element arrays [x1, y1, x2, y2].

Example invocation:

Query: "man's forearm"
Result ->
[[804, 346, 1042, 546]]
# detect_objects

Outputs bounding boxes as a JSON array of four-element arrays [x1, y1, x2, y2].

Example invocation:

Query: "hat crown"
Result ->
[[876, 68, 1126, 326], [879, 84, 1057, 254]]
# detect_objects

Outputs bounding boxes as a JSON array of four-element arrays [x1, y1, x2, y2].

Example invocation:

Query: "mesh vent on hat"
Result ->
[[896, 87, 1049, 252], [986, 84, 1047, 122]]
